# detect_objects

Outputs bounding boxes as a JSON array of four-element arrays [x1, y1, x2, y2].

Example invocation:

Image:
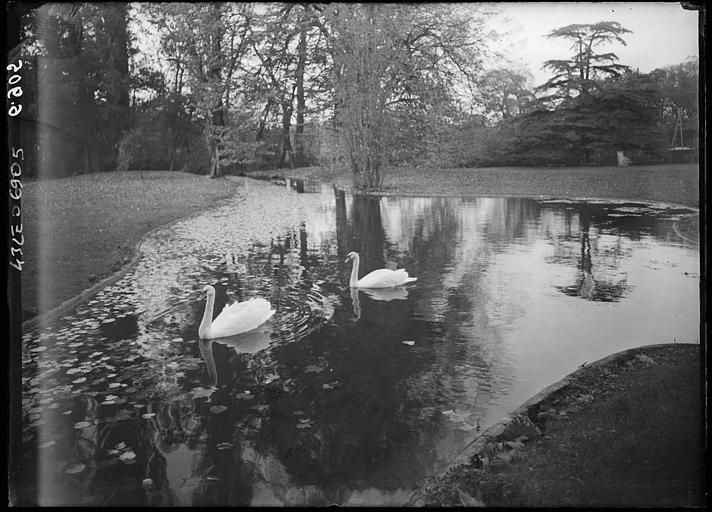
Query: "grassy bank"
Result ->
[[412, 344, 704, 507], [21, 171, 244, 320], [255, 162, 700, 207]]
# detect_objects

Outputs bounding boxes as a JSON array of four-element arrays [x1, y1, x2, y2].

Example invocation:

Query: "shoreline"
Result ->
[[407, 343, 702, 507]]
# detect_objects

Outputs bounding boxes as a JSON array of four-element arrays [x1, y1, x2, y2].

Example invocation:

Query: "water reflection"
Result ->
[[555, 212, 630, 301], [19, 179, 699, 506]]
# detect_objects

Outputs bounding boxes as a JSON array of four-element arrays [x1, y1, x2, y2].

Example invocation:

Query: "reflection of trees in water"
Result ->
[[550, 209, 631, 302], [385, 197, 517, 420], [540, 200, 692, 242]]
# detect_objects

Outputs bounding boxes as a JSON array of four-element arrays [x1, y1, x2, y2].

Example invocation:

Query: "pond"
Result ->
[[19, 177, 699, 506]]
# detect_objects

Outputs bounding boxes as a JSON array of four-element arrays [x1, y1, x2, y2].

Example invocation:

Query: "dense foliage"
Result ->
[[11, 4, 698, 182]]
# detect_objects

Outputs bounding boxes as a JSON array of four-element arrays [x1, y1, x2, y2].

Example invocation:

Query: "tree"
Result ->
[[537, 21, 632, 101], [649, 58, 699, 149], [316, 3, 492, 190], [19, 3, 133, 175], [148, 3, 254, 177], [476, 67, 535, 123]]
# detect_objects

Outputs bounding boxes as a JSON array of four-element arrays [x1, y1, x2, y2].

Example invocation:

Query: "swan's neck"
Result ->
[[349, 254, 360, 287], [199, 340, 217, 386], [199, 294, 214, 338]]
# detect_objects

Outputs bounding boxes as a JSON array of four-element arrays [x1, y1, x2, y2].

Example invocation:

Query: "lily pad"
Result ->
[[118, 451, 136, 461], [65, 463, 86, 474]]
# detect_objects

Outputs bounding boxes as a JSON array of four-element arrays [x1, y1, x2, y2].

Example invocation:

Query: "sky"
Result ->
[[487, 2, 700, 87]]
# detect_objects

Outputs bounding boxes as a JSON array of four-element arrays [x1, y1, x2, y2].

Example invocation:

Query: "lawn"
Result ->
[[21, 171, 244, 321], [255, 162, 700, 207]]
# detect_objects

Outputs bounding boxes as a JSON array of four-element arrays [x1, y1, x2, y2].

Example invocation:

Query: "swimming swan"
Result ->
[[198, 285, 275, 339], [346, 251, 417, 288]]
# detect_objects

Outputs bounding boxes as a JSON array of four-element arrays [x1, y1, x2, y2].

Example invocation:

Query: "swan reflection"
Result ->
[[199, 328, 274, 386], [361, 286, 410, 302], [349, 285, 411, 320]]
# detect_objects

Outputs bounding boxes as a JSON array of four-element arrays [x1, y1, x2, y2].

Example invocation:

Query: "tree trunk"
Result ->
[[105, 3, 130, 170], [279, 102, 295, 169], [207, 3, 224, 178], [294, 18, 308, 167]]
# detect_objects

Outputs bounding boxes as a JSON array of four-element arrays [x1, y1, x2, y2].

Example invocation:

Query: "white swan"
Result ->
[[198, 285, 275, 339], [346, 251, 417, 288]]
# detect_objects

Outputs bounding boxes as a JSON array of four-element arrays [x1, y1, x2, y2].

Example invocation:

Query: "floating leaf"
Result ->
[[402, 340, 415, 346], [236, 393, 254, 400], [263, 374, 279, 384], [109, 383, 121, 388], [142, 478, 153, 489], [142, 413, 156, 419], [190, 387, 215, 399], [72, 377, 87, 384], [216, 442, 233, 450], [505, 439, 525, 450], [38, 440, 56, 449], [209, 405, 228, 414], [114, 442, 126, 450], [119, 451, 136, 461], [304, 365, 324, 373], [65, 463, 86, 474], [74, 421, 91, 429]]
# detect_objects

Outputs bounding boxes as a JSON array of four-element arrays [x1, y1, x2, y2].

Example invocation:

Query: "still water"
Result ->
[[20, 178, 699, 506]]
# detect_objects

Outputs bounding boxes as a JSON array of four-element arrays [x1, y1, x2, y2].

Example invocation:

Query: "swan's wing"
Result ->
[[211, 298, 274, 338], [358, 268, 417, 288]]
